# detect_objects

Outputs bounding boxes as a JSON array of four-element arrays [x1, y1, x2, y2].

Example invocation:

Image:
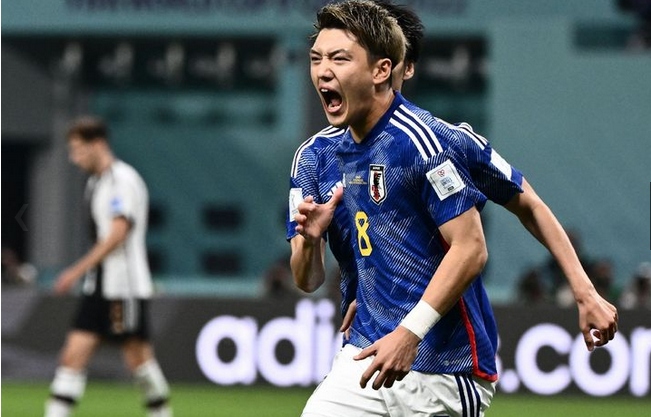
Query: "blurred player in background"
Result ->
[[44, 116, 172, 417], [288, 0, 617, 355]]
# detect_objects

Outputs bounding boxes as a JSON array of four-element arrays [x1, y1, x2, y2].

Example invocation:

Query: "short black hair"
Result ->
[[374, 0, 424, 64]]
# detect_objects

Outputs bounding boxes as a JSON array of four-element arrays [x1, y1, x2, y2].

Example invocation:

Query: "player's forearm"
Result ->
[[532, 221, 601, 309], [290, 235, 326, 293], [422, 238, 487, 315], [424, 208, 488, 314], [525, 203, 596, 298], [400, 238, 486, 340], [67, 233, 126, 280], [77, 232, 126, 271], [509, 182, 595, 299]]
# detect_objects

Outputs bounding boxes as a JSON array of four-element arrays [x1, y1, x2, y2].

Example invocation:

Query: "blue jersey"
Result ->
[[287, 96, 524, 371], [336, 92, 498, 380], [287, 126, 358, 318], [449, 121, 523, 205], [398, 96, 523, 206]]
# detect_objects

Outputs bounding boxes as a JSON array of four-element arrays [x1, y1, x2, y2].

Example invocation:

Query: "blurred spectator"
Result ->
[[517, 228, 593, 305], [263, 253, 301, 299], [516, 268, 550, 305], [1, 247, 37, 286], [618, 0, 651, 50], [556, 257, 619, 308], [589, 258, 620, 302], [619, 261, 651, 309]]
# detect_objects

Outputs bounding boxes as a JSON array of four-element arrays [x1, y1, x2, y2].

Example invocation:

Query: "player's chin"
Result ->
[[324, 113, 347, 129]]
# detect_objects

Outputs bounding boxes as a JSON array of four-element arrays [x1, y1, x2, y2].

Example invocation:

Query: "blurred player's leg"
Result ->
[[118, 302, 172, 417], [45, 330, 98, 417], [134, 358, 172, 417], [44, 367, 87, 417]]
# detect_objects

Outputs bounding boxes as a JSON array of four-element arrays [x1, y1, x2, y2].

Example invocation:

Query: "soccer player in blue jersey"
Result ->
[[288, 0, 617, 351], [295, 2, 494, 414], [290, 1, 618, 416], [288, 0, 424, 324]]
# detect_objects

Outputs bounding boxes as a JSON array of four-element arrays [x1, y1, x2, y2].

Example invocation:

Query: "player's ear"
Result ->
[[372, 57, 393, 85], [402, 62, 415, 81]]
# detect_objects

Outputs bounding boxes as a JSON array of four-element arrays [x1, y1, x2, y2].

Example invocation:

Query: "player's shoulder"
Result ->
[[111, 160, 138, 177], [436, 120, 491, 152], [297, 125, 345, 151], [392, 105, 487, 162], [389, 102, 450, 159], [109, 160, 147, 187], [393, 100, 455, 141], [291, 125, 345, 165], [397, 98, 484, 142]]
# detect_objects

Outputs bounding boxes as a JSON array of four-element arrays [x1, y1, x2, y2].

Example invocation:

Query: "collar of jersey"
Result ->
[[344, 91, 405, 148]]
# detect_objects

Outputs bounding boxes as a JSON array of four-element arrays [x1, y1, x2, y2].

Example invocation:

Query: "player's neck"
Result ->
[[94, 152, 115, 175], [350, 90, 395, 143]]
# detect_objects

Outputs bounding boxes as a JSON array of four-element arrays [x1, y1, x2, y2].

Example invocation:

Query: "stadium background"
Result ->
[[2, 0, 651, 415]]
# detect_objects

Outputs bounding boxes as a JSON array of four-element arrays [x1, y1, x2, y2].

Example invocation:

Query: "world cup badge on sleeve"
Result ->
[[369, 164, 386, 204]]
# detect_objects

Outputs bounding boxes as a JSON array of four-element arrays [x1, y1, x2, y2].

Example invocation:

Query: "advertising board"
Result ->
[[2, 290, 648, 396]]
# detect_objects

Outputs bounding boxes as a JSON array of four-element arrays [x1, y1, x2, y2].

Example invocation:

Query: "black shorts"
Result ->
[[72, 295, 150, 342]]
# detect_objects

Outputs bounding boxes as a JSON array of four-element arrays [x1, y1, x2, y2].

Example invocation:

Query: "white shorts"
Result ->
[[302, 344, 495, 417]]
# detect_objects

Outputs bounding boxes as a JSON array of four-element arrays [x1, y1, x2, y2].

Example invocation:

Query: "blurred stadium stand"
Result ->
[[2, 0, 650, 301]]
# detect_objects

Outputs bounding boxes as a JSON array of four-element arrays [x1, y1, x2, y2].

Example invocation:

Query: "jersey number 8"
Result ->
[[355, 211, 372, 256]]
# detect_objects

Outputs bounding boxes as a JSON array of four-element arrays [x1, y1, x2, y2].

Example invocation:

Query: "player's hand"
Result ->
[[354, 326, 419, 390], [340, 299, 357, 340], [577, 289, 618, 351], [294, 186, 343, 243], [53, 267, 83, 295]]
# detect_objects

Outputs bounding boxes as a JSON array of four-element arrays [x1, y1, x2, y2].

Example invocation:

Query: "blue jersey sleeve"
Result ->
[[286, 143, 320, 241], [286, 129, 346, 241], [454, 123, 524, 205], [418, 144, 487, 228]]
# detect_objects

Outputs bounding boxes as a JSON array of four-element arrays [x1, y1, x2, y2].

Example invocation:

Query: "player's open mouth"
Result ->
[[320, 88, 343, 113]]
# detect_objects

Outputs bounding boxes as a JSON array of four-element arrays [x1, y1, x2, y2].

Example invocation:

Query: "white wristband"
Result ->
[[399, 300, 442, 340]]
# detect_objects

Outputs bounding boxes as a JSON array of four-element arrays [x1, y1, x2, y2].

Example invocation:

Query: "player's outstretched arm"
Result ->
[[54, 217, 131, 295], [290, 187, 343, 293], [504, 178, 618, 350]]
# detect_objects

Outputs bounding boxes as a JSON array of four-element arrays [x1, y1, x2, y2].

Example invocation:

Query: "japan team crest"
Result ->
[[369, 164, 386, 204]]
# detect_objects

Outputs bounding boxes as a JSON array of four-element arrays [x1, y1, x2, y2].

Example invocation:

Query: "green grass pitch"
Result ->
[[2, 382, 650, 416]]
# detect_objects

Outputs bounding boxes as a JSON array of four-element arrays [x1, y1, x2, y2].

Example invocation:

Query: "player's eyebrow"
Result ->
[[310, 48, 350, 58]]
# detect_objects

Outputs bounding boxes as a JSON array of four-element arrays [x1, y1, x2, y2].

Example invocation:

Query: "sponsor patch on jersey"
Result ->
[[369, 164, 387, 204], [289, 188, 303, 220], [110, 196, 124, 214], [427, 159, 466, 200]]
